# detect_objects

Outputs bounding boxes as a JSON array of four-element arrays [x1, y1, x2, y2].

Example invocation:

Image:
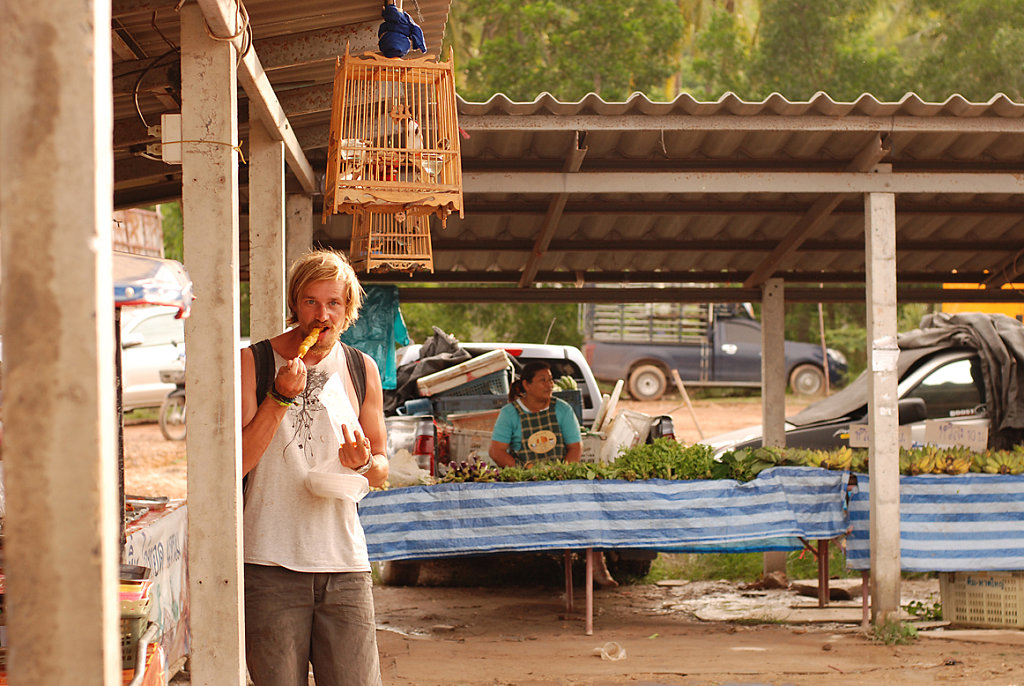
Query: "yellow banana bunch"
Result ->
[[940, 454, 972, 475], [822, 446, 853, 471]]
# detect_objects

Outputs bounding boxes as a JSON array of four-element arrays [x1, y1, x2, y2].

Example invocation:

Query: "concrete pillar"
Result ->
[[248, 107, 286, 342], [865, 186, 901, 623], [286, 193, 314, 274], [761, 278, 788, 576], [0, 1, 120, 683], [180, 5, 246, 684]]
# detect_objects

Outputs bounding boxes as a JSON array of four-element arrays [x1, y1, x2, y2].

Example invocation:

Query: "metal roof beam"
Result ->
[[982, 250, 1024, 288], [424, 237, 1020, 253], [257, 22, 378, 70], [518, 132, 588, 288], [457, 114, 1024, 135], [194, 0, 316, 193], [464, 170, 1024, 195], [346, 269, 995, 285], [391, 286, 1024, 305], [744, 135, 892, 288]]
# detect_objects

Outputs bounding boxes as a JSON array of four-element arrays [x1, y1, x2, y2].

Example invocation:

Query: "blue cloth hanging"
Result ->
[[341, 285, 410, 390], [378, 3, 427, 58]]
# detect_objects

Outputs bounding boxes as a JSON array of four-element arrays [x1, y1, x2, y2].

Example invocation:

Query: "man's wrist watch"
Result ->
[[355, 454, 375, 475]]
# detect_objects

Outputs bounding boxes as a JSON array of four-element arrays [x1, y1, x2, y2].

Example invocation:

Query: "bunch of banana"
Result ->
[[906, 446, 943, 475], [790, 448, 825, 468], [939, 452, 972, 475], [821, 446, 854, 471], [849, 450, 869, 474], [979, 451, 1024, 475], [899, 449, 914, 475], [554, 375, 578, 391]]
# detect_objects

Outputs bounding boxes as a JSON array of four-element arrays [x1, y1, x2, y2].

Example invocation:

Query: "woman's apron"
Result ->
[[513, 401, 565, 463]]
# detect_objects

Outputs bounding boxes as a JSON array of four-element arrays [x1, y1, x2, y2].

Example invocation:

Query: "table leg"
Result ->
[[585, 548, 594, 636], [861, 570, 870, 630], [564, 550, 574, 614], [817, 539, 830, 607]]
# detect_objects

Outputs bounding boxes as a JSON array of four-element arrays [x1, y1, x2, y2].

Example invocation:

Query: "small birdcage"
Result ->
[[323, 48, 463, 226], [349, 208, 433, 273]]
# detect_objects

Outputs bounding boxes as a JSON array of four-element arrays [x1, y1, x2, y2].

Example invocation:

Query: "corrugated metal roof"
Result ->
[[312, 91, 1024, 302], [107, 5, 1024, 303]]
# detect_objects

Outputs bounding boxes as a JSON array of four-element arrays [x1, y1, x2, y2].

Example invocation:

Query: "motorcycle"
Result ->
[[158, 353, 186, 441]]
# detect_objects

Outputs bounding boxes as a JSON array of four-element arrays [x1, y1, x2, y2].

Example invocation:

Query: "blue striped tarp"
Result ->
[[846, 473, 1024, 571], [359, 466, 849, 562]]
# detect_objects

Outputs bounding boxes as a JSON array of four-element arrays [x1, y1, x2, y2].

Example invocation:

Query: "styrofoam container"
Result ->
[[305, 471, 370, 502]]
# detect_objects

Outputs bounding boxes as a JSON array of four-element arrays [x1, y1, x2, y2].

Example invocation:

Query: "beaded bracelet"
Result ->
[[267, 388, 296, 406]]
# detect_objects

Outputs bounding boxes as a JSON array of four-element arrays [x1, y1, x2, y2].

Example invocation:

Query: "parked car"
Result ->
[[702, 346, 989, 454], [580, 302, 847, 400], [120, 305, 186, 411]]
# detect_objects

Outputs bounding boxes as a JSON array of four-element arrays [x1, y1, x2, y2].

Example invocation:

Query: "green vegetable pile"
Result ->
[[431, 441, 1024, 486]]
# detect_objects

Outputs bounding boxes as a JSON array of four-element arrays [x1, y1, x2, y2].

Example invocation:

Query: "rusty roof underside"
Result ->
[[110, 2, 1024, 305]]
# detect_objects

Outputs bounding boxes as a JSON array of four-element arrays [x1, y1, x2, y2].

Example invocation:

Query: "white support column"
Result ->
[[180, 5, 246, 685], [761, 278, 788, 576], [865, 186, 901, 624], [248, 106, 287, 342], [0, 1, 119, 684], [286, 193, 314, 271]]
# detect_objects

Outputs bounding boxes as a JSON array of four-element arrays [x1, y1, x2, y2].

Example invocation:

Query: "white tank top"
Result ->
[[243, 343, 370, 572]]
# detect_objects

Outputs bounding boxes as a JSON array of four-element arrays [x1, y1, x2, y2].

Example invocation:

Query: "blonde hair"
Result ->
[[286, 249, 363, 330]]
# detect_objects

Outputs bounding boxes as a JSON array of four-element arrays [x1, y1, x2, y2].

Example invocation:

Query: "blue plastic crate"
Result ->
[[433, 369, 510, 398], [431, 393, 507, 419], [553, 389, 583, 422]]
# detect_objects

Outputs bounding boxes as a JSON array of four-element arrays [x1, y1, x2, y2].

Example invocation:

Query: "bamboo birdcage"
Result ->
[[349, 209, 433, 273], [323, 48, 463, 226]]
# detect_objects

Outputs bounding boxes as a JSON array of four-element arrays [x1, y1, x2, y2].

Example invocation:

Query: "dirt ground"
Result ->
[[126, 397, 1024, 686]]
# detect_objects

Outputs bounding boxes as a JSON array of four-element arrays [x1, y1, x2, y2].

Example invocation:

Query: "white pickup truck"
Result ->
[[396, 341, 604, 426]]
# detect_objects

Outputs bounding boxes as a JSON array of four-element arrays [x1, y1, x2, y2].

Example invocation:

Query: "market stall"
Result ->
[[360, 466, 849, 632]]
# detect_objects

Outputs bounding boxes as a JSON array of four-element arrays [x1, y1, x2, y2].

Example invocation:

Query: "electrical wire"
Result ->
[[133, 46, 181, 129]]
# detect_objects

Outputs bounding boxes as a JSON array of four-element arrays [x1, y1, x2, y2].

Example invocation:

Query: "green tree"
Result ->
[[446, 0, 685, 101], [401, 301, 582, 347], [906, 0, 1024, 101], [691, 0, 907, 101]]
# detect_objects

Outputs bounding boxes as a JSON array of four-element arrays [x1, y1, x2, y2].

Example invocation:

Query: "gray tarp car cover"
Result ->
[[384, 326, 471, 415], [789, 313, 1024, 449]]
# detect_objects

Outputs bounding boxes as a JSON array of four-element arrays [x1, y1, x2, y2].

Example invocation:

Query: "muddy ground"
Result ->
[[127, 396, 1024, 686]]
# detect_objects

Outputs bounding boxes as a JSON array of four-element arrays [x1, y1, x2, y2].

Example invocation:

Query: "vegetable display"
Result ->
[[428, 440, 1024, 486]]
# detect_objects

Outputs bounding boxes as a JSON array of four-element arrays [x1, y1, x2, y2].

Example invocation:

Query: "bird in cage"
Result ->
[[377, 1, 426, 58]]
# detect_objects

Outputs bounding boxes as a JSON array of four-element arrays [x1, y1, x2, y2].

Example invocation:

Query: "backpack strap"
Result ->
[[250, 339, 276, 404], [340, 341, 367, 409]]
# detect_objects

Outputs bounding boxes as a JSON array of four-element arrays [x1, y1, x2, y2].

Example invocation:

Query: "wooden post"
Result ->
[[286, 193, 314, 272], [670, 369, 704, 439], [865, 186, 901, 624], [761, 278, 788, 577], [248, 106, 287, 342], [181, 5, 246, 684], [1, 1, 120, 682]]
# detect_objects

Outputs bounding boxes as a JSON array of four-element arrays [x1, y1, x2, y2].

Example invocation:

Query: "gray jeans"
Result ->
[[244, 564, 382, 686]]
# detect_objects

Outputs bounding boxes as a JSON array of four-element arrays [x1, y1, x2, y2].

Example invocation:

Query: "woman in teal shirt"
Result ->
[[489, 362, 582, 466]]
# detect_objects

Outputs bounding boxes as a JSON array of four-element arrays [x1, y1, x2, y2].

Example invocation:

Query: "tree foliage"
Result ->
[[445, 0, 685, 101]]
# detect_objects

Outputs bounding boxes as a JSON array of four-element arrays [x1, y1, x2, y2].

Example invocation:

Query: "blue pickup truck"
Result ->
[[580, 303, 847, 400]]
